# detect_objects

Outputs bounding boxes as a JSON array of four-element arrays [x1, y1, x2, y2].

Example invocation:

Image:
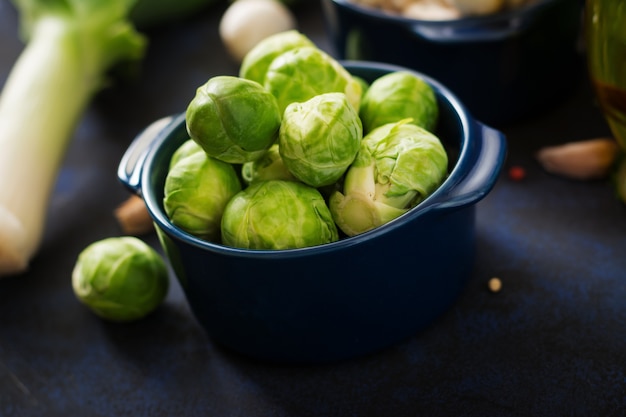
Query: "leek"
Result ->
[[0, 0, 146, 276]]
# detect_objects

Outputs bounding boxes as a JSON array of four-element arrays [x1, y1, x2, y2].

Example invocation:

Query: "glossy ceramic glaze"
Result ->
[[118, 62, 507, 363], [322, 0, 584, 126]]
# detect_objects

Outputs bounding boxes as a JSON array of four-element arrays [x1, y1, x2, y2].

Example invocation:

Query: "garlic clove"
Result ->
[[219, 0, 296, 63], [536, 138, 620, 180]]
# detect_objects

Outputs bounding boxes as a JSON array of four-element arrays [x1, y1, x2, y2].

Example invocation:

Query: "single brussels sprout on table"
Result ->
[[241, 143, 297, 184], [72, 237, 169, 322], [164, 150, 242, 242], [263, 46, 363, 113], [186, 75, 282, 164], [221, 180, 339, 250], [279, 92, 363, 187], [239, 30, 315, 84], [330, 119, 448, 237], [359, 71, 439, 134]]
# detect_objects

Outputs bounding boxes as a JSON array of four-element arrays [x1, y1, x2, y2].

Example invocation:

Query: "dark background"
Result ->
[[1, 1, 626, 416]]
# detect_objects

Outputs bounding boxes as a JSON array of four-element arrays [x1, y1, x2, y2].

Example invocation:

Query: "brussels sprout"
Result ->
[[241, 143, 297, 184], [72, 237, 169, 322], [279, 92, 362, 187], [263, 46, 362, 113], [221, 180, 339, 250], [239, 30, 315, 85], [353, 75, 370, 98], [329, 119, 448, 237], [164, 151, 242, 241], [186, 75, 282, 164], [359, 71, 438, 134], [169, 138, 204, 169]]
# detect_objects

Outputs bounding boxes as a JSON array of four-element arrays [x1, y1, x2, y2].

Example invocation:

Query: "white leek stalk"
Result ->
[[0, 0, 145, 276], [0, 17, 93, 274]]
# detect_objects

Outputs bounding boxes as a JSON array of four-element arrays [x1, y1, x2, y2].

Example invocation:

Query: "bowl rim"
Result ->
[[141, 61, 478, 259], [326, 0, 558, 25]]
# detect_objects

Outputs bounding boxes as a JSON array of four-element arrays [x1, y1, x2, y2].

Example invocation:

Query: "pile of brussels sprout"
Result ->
[[164, 30, 449, 250]]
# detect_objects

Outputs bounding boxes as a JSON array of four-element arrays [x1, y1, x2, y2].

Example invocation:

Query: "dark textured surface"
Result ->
[[1, 1, 625, 416]]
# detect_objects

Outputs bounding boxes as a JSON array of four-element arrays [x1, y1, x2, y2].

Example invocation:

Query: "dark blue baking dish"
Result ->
[[321, 0, 584, 126], [118, 61, 507, 363]]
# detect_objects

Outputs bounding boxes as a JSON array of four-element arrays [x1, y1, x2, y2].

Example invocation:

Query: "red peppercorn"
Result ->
[[508, 165, 526, 181]]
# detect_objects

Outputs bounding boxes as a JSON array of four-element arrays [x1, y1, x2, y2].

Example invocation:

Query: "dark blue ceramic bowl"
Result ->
[[118, 62, 507, 363], [322, 0, 584, 126]]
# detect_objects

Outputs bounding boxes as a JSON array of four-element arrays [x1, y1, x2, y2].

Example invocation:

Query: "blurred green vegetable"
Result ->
[[0, 0, 147, 276], [164, 149, 242, 241], [239, 30, 315, 84], [221, 180, 339, 249], [279, 92, 363, 187], [329, 119, 448, 237], [72, 237, 169, 322], [186, 75, 282, 163], [263, 46, 363, 113], [359, 71, 438, 134]]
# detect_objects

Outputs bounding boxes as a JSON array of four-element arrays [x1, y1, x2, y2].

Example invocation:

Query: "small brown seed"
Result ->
[[488, 277, 502, 293]]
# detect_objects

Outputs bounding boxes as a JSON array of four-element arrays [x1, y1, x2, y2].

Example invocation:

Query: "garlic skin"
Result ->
[[347, 0, 538, 19], [219, 0, 296, 63], [403, 0, 461, 20]]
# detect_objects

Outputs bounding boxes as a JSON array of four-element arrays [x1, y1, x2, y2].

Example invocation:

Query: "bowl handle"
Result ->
[[117, 116, 175, 194], [433, 122, 507, 209]]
